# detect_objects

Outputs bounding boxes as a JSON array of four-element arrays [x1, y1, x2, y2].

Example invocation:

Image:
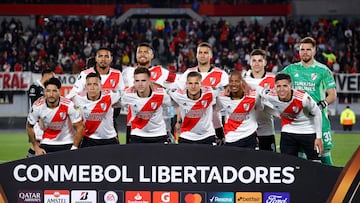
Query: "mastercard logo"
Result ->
[[184, 193, 203, 203]]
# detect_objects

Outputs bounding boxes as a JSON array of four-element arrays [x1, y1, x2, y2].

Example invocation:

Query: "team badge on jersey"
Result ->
[[201, 100, 208, 107], [210, 77, 216, 85], [151, 102, 158, 109], [151, 72, 157, 79], [101, 103, 107, 111], [243, 103, 250, 111], [311, 73, 317, 80], [110, 79, 116, 87], [292, 106, 299, 113], [60, 112, 67, 120]]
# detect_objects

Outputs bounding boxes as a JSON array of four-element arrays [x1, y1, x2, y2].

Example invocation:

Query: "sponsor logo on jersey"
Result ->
[[71, 190, 97, 203], [263, 192, 289, 203], [17, 190, 42, 203], [44, 190, 70, 203], [153, 191, 179, 203], [235, 192, 261, 203], [208, 192, 234, 203], [125, 191, 151, 203], [180, 191, 206, 203]]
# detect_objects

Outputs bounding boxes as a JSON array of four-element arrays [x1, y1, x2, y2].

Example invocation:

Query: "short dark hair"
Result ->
[[41, 69, 54, 76], [197, 42, 212, 49], [44, 77, 61, 89], [138, 42, 153, 51], [275, 73, 292, 83], [96, 47, 112, 55], [229, 70, 243, 80], [250, 49, 266, 57], [134, 67, 151, 77], [300, 37, 316, 47], [187, 71, 202, 80], [86, 72, 101, 80]]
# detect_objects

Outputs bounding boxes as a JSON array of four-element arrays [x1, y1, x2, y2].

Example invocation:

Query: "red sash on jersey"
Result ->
[[280, 99, 304, 127], [102, 71, 120, 90], [181, 93, 213, 133], [84, 95, 111, 137], [150, 66, 163, 82], [202, 71, 222, 87], [258, 75, 275, 88], [131, 94, 164, 130], [224, 97, 255, 135], [43, 104, 69, 140]]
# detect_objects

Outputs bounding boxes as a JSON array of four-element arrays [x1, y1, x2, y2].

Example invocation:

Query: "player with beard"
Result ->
[[67, 48, 125, 139], [26, 69, 55, 157], [27, 78, 84, 155], [122, 42, 177, 143], [175, 42, 229, 145], [281, 37, 337, 165]]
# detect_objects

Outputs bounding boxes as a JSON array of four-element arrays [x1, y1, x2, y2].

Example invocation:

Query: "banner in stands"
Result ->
[[334, 73, 360, 93], [0, 144, 342, 203], [0, 72, 31, 91]]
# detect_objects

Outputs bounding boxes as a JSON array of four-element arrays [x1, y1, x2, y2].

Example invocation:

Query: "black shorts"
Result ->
[[40, 144, 73, 153], [129, 135, 168, 144], [225, 131, 258, 149], [81, 136, 119, 148], [178, 136, 216, 145], [258, 135, 276, 152], [280, 132, 320, 161]]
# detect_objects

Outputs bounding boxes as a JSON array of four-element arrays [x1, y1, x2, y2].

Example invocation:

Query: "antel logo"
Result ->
[[235, 192, 262, 203], [44, 190, 70, 203], [180, 191, 206, 203], [153, 191, 179, 203], [125, 191, 151, 203], [263, 192, 290, 203]]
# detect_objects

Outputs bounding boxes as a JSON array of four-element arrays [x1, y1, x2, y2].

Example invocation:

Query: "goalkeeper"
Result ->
[[281, 36, 337, 165]]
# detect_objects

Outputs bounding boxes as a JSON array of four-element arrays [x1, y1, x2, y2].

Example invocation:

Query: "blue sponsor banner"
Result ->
[[263, 192, 290, 203], [208, 192, 234, 203]]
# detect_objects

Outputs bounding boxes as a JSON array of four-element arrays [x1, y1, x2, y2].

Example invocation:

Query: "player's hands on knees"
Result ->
[[314, 138, 323, 157], [34, 146, 46, 155]]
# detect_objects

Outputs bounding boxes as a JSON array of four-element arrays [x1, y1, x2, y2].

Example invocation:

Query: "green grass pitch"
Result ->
[[0, 132, 359, 167]]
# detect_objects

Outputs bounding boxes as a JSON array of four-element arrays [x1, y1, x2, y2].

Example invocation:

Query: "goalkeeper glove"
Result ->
[[317, 100, 328, 110]]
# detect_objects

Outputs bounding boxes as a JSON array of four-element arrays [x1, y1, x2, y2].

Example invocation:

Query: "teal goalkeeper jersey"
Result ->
[[281, 60, 336, 103]]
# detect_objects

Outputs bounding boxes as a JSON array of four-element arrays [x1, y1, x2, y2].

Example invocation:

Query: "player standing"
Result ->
[[281, 37, 336, 165], [72, 72, 121, 147]]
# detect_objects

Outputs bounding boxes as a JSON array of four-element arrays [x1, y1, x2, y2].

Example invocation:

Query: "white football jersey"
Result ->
[[261, 89, 322, 138], [67, 67, 125, 99], [27, 97, 82, 145], [121, 87, 171, 137], [72, 90, 120, 139], [169, 87, 216, 141], [243, 71, 276, 136], [175, 66, 229, 129], [122, 65, 177, 89], [218, 90, 259, 143]]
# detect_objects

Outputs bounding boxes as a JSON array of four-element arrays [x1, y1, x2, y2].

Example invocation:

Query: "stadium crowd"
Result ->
[[0, 16, 359, 75]]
